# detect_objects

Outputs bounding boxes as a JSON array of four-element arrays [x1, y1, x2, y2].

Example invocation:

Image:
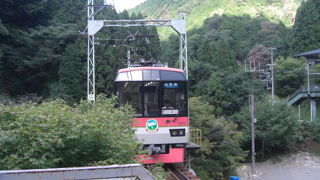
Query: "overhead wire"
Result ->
[[155, 0, 174, 20], [148, 0, 164, 19]]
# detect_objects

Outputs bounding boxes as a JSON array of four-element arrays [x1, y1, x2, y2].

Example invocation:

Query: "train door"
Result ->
[[142, 82, 159, 117]]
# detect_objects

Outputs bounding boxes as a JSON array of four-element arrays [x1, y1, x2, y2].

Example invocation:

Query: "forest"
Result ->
[[0, 0, 320, 179]]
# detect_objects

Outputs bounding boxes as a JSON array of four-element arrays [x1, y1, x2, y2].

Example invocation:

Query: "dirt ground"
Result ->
[[236, 152, 320, 180]]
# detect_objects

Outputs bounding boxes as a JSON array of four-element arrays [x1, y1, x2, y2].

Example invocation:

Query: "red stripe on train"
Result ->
[[135, 148, 184, 164], [132, 117, 189, 127]]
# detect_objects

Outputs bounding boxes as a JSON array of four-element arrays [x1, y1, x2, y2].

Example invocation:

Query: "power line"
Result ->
[[149, 0, 164, 19], [156, 0, 174, 20]]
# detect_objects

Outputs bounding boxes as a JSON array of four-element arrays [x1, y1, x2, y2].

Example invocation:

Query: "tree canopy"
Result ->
[[0, 1, 160, 104], [291, 0, 320, 53]]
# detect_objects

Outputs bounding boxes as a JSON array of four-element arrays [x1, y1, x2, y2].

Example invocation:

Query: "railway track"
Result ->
[[166, 163, 201, 180]]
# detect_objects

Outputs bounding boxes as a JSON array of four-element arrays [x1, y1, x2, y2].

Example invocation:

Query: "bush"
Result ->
[[0, 95, 139, 170], [189, 97, 245, 179], [230, 97, 299, 160], [299, 120, 320, 144]]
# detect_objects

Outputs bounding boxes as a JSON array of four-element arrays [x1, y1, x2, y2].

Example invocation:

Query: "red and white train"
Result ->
[[115, 66, 189, 164]]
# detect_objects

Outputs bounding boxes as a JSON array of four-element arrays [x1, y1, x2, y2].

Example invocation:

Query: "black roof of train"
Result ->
[[115, 67, 187, 82]]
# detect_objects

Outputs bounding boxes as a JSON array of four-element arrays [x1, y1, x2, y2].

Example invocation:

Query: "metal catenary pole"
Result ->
[[87, 0, 98, 105], [179, 12, 188, 79], [87, 2, 187, 104]]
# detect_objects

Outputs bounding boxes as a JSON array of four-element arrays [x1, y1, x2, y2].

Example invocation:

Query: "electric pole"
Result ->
[[246, 63, 256, 176], [269, 47, 276, 106], [250, 94, 256, 176]]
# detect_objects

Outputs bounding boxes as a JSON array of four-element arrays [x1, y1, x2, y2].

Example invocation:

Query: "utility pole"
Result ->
[[269, 47, 276, 106], [246, 60, 257, 176], [249, 94, 256, 176]]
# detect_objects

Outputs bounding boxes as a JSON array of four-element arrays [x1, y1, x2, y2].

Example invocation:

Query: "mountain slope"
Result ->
[[131, 0, 302, 39]]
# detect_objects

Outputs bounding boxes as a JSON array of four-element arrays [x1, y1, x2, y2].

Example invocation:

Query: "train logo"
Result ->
[[146, 119, 159, 132]]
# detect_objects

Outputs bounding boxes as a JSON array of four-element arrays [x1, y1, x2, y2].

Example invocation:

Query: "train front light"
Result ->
[[170, 129, 185, 137]]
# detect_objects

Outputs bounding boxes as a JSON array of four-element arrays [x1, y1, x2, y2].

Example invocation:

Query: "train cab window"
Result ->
[[143, 70, 160, 81], [116, 81, 187, 118], [116, 82, 142, 117], [161, 82, 187, 116], [143, 82, 160, 117], [160, 71, 185, 81], [128, 71, 142, 81]]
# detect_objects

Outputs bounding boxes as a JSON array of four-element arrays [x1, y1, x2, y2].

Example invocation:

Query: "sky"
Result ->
[[112, 0, 146, 12]]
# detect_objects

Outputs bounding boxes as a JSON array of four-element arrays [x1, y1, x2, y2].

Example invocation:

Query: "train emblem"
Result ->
[[146, 119, 159, 133]]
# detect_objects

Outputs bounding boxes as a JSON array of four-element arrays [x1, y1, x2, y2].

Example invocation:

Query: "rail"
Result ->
[[166, 163, 200, 180]]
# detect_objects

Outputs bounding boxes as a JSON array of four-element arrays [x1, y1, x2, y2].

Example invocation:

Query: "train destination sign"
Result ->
[[164, 83, 179, 88]]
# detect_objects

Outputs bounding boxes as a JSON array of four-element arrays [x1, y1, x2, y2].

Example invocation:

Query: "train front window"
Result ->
[[116, 81, 187, 117], [117, 82, 142, 116], [161, 82, 187, 116]]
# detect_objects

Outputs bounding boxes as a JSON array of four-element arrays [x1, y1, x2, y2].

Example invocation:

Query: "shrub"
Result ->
[[189, 97, 244, 179], [0, 95, 139, 170], [231, 97, 299, 160]]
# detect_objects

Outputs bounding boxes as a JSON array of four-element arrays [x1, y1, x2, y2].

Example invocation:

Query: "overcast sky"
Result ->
[[113, 0, 146, 12]]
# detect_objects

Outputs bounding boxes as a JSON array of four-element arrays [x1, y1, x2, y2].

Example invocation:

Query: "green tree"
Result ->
[[51, 42, 86, 104], [274, 57, 305, 97], [188, 59, 214, 96], [201, 70, 263, 116], [189, 97, 244, 179], [211, 39, 237, 70], [231, 97, 300, 160], [0, 24, 76, 96], [291, 0, 320, 53]]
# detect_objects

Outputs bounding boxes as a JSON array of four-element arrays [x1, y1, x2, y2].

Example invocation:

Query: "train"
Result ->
[[115, 65, 189, 164]]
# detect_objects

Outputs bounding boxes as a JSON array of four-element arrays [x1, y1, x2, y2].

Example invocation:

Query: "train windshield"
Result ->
[[116, 81, 187, 117]]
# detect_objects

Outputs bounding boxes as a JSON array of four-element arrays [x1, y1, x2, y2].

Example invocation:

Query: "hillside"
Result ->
[[131, 0, 302, 39]]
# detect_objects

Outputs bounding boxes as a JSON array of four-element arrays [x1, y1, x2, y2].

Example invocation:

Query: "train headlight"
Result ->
[[178, 129, 184, 136], [170, 129, 185, 137], [171, 130, 178, 136]]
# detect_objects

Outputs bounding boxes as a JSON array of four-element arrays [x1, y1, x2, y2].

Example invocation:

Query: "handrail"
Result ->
[[291, 84, 320, 97], [0, 164, 155, 180], [189, 127, 202, 147]]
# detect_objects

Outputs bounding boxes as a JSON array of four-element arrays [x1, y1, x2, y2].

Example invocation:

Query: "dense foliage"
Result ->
[[0, 0, 160, 104], [291, 0, 320, 53], [197, 70, 264, 116], [231, 98, 300, 160], [0, 95, 139, 170], [189, 97, 244, 179], [274, 57, 306, 97], [160, 14, 294, 117]]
